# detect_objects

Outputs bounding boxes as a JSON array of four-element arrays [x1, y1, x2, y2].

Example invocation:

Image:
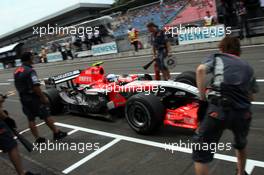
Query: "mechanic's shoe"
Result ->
[[35, 137, 46, 144], [25, 171, 40, 175], [53, 130, 68, 140]]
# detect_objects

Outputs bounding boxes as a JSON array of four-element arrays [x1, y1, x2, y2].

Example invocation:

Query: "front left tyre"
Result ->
[[125, 93, 165, 134]]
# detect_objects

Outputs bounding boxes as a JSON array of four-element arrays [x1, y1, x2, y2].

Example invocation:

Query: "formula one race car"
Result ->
[[44, 61, 200, 134]]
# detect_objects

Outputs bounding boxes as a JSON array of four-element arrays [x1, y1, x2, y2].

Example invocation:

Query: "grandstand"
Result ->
[[0, 2, 111, 68], [169, 0, 217, 26], [112, 0, 187, 37]]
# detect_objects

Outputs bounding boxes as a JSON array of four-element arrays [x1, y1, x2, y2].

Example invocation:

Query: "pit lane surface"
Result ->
[[0, 45, 264, 175]]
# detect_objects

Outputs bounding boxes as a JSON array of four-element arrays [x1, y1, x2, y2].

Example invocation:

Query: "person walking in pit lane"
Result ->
[[0, 94, 39, 175], [128, 27, 140, 52], [40, 46, 48, 63], [147, 22, 171, 80], [193, 37, 259, 175], [14, 52, 68, 145]]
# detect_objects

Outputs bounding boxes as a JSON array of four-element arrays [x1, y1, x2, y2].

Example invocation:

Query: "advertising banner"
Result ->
[[178, 25, 226, 45], [0, 63, 4, 69], [92, 42, 118, 56], [75, 50, 93, 58], [47, 52, 63, 62]]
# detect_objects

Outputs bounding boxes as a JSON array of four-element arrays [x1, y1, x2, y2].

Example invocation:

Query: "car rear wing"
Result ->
[[44, 70, 81, 89]]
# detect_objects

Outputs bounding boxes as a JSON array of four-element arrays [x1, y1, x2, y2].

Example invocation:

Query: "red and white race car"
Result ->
[[44, 62, 200, 134]]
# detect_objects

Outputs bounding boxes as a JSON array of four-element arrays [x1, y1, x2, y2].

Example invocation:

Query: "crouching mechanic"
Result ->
[[14, 52, 67, 144], [193, 37, 259, 175], [0, 94, 39, 175]]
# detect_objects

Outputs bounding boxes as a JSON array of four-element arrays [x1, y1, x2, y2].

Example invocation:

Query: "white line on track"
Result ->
[[55, 122, 264, 174], [62, 138, 121, 174], [7, 79, 14, 82], [19, 122, 45, 134], [0, 82, 11, 85], [251, 102, 264, 105], [67, 129, 79, 136], [256, 79, 264, 82]]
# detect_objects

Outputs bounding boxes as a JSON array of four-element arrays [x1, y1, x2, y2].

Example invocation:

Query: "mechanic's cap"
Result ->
[[21, 52, 33, 62]]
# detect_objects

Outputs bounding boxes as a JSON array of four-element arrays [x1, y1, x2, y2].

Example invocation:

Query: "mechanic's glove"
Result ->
[[197, 100, 208, 122], [4, 117, 17, 130]]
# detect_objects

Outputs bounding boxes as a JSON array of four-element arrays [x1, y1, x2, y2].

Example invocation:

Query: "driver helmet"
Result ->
[[106, 74, 118, 82]]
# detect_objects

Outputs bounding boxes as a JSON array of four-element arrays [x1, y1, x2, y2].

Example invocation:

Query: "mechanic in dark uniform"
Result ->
[[0, 94, 39, 175], [147, 22, 171, 80], [14, 52, 67, 144], [193, 37, 258, 175]]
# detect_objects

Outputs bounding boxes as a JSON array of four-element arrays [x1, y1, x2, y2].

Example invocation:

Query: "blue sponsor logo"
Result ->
[[92, 42, 118, 56]]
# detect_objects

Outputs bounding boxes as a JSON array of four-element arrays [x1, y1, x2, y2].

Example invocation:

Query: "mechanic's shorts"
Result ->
[[192, 104, 251, 163], [156, 49, 168, 71], [0, 121, 17, 152], [21, 96, 50, 122]]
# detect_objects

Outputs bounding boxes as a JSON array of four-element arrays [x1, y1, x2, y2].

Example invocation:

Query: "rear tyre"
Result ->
[[175, 71, 196, 86], [44, 88, 63, 115], [125, 93, 165, 134]]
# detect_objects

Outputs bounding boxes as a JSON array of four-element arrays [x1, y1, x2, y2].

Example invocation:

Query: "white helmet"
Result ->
[[106, 74, 118, 82]]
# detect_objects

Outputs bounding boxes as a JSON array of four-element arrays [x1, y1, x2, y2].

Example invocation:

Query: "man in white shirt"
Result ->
[[204, 11, 215, 26]]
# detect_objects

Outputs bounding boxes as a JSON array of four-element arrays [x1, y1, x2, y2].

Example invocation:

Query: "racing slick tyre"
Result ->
[[125, 93, 165, 134], [175, 71, 196, 86], [44, 88, 63, 115]]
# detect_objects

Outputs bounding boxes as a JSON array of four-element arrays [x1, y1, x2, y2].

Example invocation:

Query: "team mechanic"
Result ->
[[147, 22, 171, 80], [0, 94, 38, 175], [14, 52, 67, 144], [193, 37, 259, 175]]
